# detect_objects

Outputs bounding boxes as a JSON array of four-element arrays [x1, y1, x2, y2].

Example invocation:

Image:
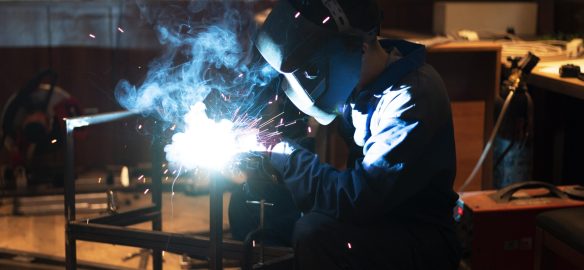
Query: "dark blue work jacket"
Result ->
[[271, 39, 459, 229]]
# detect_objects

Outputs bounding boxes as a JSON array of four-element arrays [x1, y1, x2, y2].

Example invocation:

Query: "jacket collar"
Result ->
[[353, 39, 426, 112]]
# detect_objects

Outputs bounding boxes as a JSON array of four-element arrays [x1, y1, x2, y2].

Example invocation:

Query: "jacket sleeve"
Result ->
[[270, 83, 444, 223]]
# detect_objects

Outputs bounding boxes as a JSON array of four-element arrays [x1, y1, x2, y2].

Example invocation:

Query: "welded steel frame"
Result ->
[[64, 111, 164, 270], [63, 111, 293, 270]]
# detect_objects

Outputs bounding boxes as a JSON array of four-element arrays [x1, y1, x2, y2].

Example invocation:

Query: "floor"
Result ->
[[0, 191, 234, 270]]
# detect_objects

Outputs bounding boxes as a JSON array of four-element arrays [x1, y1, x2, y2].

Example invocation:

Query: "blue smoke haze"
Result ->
[[115, 1, 278, 128]]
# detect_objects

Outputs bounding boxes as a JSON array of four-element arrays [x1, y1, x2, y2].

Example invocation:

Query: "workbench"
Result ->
[[529, 58, 584, 185]]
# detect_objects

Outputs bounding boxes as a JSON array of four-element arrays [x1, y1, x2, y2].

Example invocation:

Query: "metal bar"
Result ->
[[68, 223, 293, 260], [0, 185, 142, 198], [88, 205, 160, 226], [259, 199, 265, 264], [64, 110, 138, 270], [0, 247, 137, 270], [65, 110, 138, 130], [151, 135, 164, 270], [65, 121, 76, 269], [209, 174, 223, 269]]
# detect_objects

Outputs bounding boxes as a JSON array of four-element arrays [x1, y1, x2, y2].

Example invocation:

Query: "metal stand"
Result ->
[[242, 199, 294, 270], [64, 111, 163, 270], [63, 111, 293, 270], [209, 173, 223, 269]]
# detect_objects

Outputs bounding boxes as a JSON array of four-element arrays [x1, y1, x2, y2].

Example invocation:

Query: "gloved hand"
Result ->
[[233, 151, 282, 199]]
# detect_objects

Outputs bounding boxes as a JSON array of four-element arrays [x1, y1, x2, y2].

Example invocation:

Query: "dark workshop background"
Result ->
[[0, 0, 582, 179]]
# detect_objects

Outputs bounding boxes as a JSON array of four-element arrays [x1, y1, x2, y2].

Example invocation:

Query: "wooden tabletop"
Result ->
[[427, 41, 502, 52], [529, 58, 584, 100]]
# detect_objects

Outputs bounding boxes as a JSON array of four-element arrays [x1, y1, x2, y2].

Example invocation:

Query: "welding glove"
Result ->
[[236, 152, 282, 200]]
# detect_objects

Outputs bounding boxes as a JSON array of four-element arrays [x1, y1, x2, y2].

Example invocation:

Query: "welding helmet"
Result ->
[[255, 0, 381, 125]]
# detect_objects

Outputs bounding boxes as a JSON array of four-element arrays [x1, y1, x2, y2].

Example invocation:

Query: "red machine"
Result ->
[[1, 69, 83, 188], [458, 182, 584, 270]]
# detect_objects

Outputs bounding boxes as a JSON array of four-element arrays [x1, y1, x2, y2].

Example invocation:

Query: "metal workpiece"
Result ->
[[65, 110, 139, 131], [88, 205, 160, 227], [243, 199, 275, 269], [68, 222, 293, 260], [209, 173, 224, 269], [106, 190, 118, 214], [64, 111, 161, 270], [63, 110, 292, 269]]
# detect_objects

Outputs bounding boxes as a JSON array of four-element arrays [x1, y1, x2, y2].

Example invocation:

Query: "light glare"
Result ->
[[164, 102, 265, 170]]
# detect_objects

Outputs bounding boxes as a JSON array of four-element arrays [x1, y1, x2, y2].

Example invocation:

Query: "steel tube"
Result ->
[[209, 174, 223, 269], [151, 135, 164, 270], [65, 121, 76, 269], [65, 110, 138, 130], [64, 110, 138, 270], [89, 205, 160, 226], [68, 222, 293, 259]]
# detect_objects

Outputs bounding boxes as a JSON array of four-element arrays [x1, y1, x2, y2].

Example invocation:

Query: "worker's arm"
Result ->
[[270, 83, 445, 223]]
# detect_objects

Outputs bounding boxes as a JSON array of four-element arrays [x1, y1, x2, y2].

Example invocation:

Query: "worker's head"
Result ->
[[255, 0, 382, 125]]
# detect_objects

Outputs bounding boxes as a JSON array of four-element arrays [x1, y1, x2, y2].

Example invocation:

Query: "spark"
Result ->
[[98, 177, 102, 183], [263, 131, 282, 139], [117, 27, 124, 33], [89, 33, 96, 39], [138, 124, 143, 130], [170, 124, 176, 131], [285, 120, 297, 127], [144, 189, 150, 194], [295, 12, 301, 19], [138, 175, 144, 180], [308, 126, 312, 133], [252, 240, 256, 247], [51, 139, 57, 144], [164, 102, 268, 170], [322, 16, 330, 24], [347, 242, 352, 249], [163, 169, 169, 174], [275, 94, 278, 101], [258, 112, 284, 128]]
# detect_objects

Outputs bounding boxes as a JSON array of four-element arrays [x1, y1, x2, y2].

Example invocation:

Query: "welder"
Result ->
[[229, 0, 461, 269]]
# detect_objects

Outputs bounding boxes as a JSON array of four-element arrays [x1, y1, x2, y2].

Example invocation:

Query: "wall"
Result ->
[[0, 1, 168, 169], [0, 1, 274, 170]]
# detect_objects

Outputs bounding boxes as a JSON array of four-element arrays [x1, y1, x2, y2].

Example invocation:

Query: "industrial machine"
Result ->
[[1, 69, 83, 189]]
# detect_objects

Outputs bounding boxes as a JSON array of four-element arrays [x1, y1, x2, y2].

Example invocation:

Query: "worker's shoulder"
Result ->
[[395, 63, 448, 101]]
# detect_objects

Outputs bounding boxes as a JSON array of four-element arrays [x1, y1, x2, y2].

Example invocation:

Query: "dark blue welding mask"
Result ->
[[256, 0, 370, 125]]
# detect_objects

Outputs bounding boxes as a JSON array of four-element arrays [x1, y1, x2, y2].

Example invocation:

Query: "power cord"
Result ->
[[454, 52, 540, 222]]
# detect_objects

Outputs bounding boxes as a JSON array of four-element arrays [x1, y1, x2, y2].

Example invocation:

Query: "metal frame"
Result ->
[[64, 111, 293, 269], [64, 111, 163, 270]]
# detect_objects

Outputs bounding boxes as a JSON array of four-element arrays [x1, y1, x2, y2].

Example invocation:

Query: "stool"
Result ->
[[535, 207, 584, 270]]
